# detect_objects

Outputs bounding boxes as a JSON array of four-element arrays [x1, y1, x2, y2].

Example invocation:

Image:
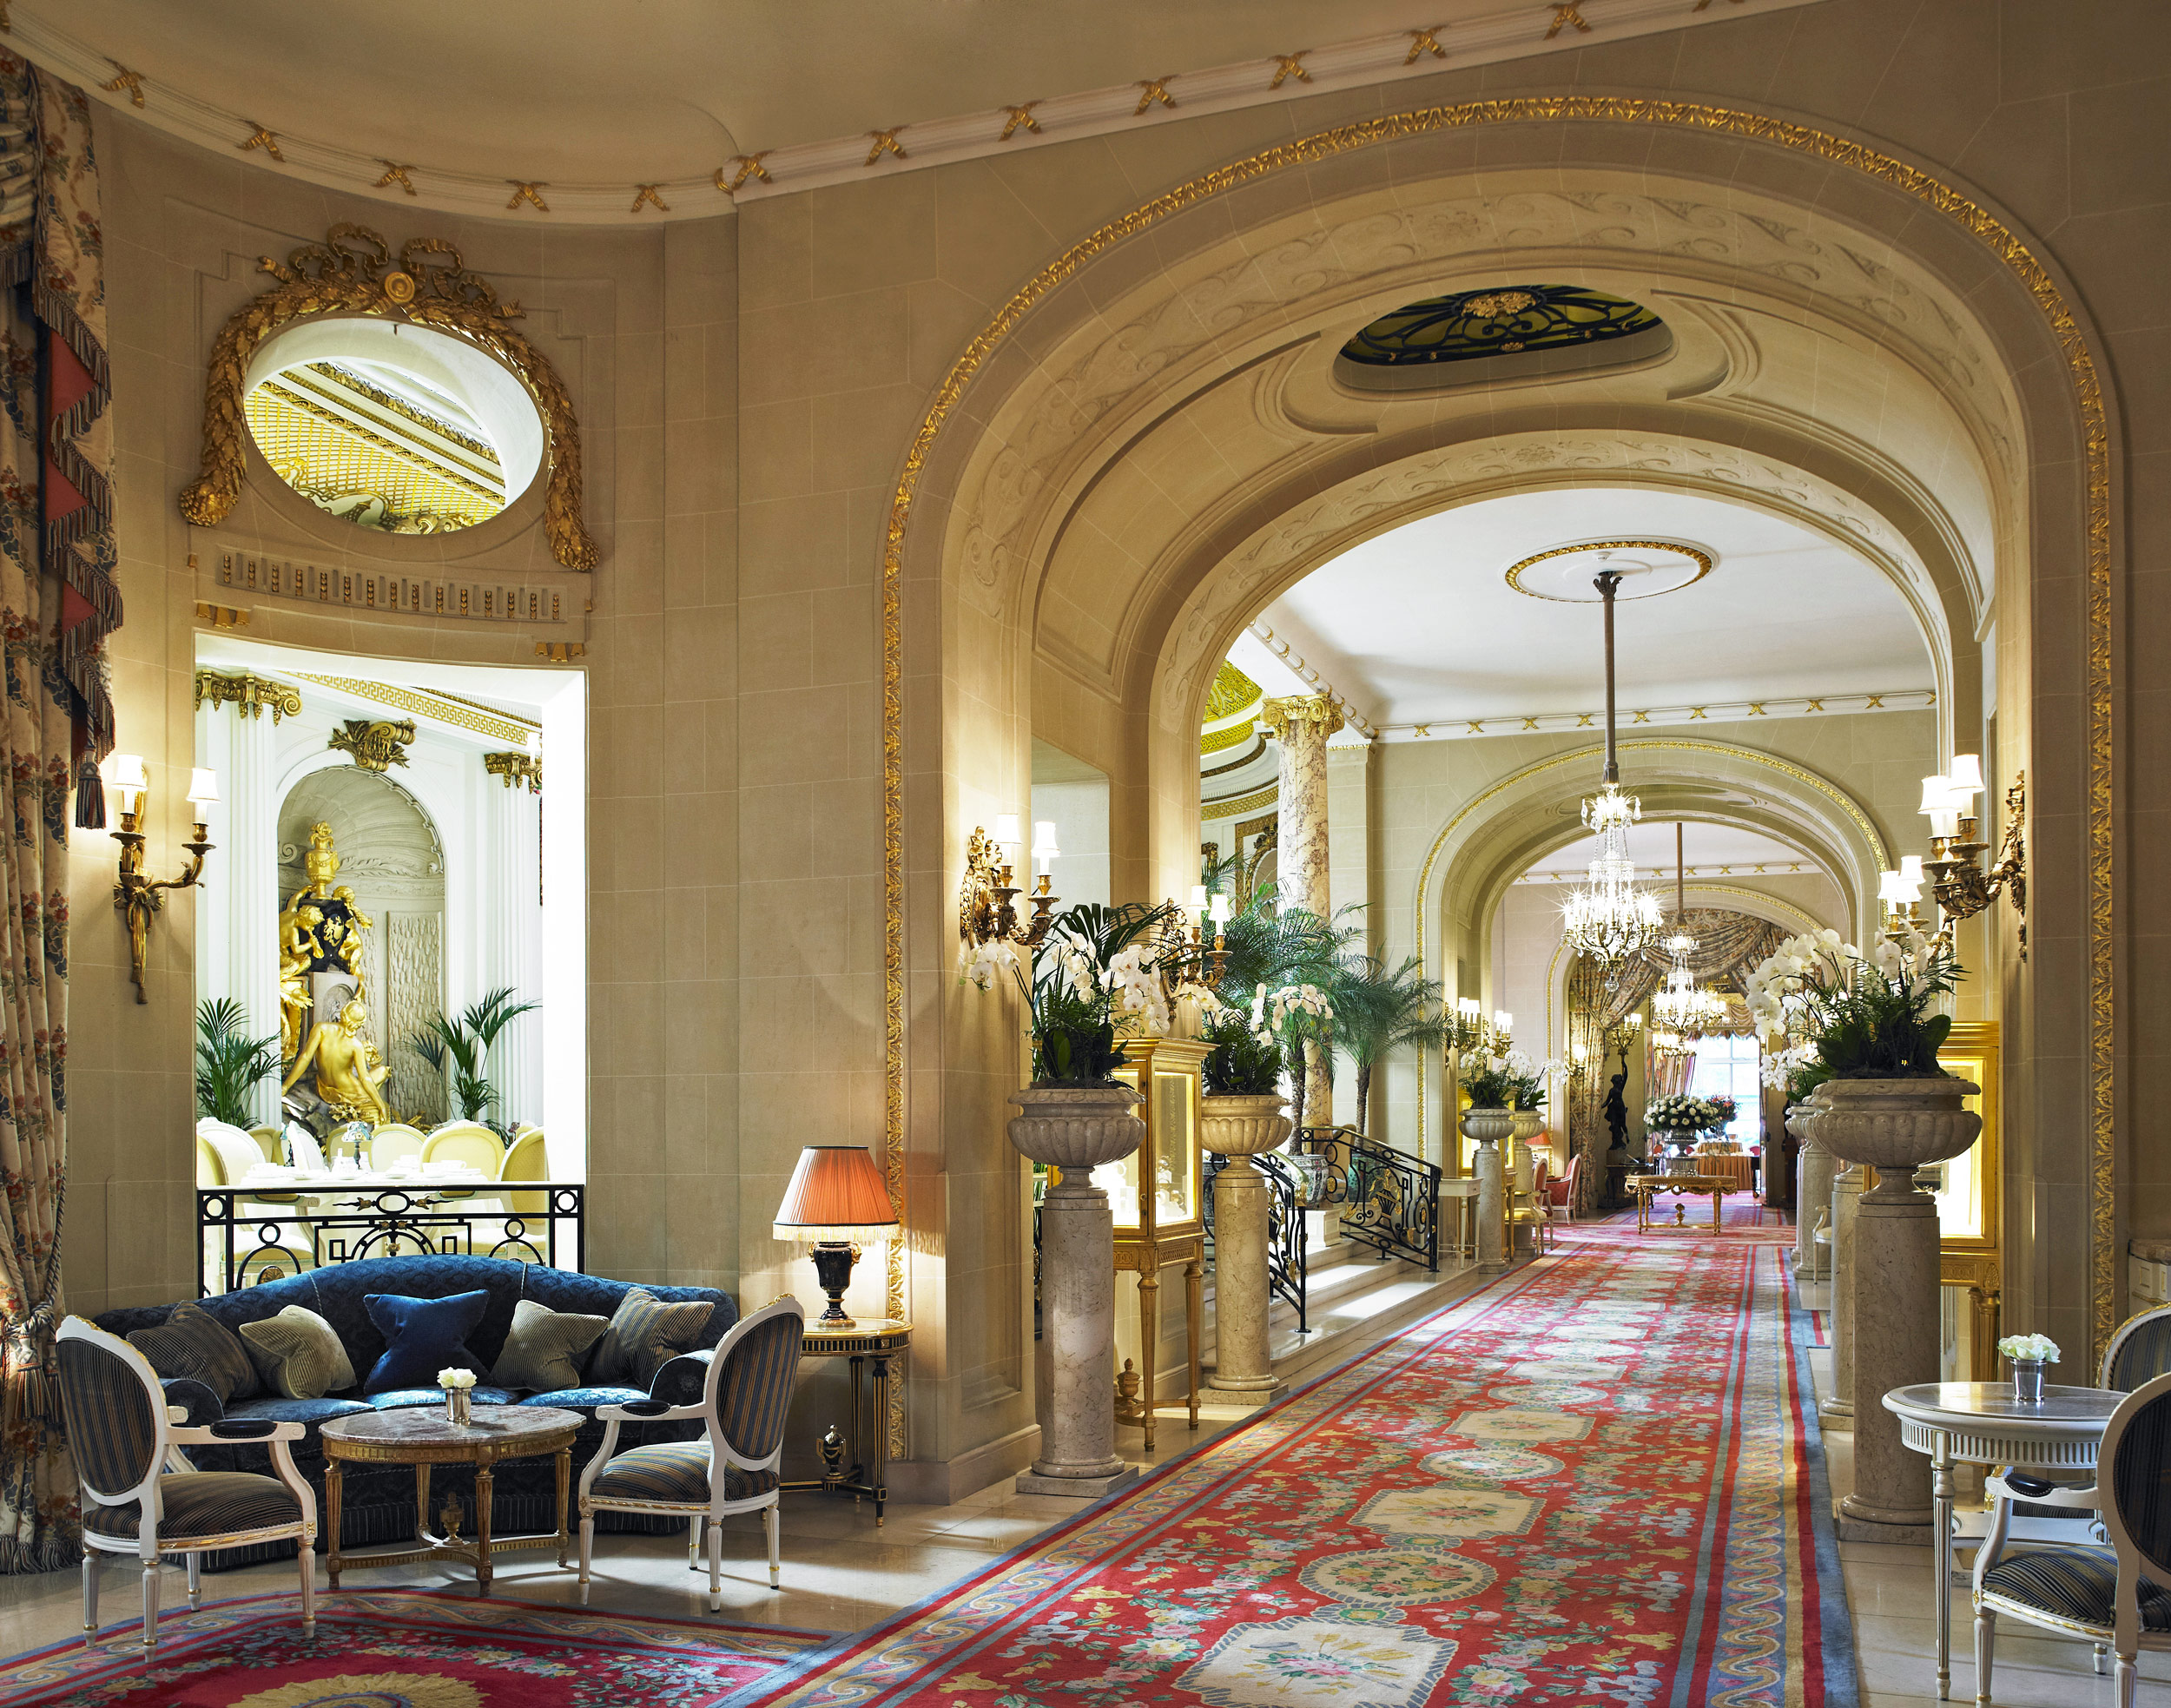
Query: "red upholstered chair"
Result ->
[[1543, 1154, 1580, 1239]]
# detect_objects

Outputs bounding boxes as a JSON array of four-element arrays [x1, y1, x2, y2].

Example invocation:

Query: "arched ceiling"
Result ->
[[1259, 487, 1935, 731]]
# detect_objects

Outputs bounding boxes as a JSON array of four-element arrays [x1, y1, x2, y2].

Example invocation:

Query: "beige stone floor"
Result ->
[[3, 1250, 2162, 1705]]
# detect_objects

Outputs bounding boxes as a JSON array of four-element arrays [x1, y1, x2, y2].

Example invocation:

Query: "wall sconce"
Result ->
[[959, 814, 1061, 949], [1877, 857, 1927, 934], [1173, 885, 1233, 985], [109, 756, 217, 1004], [1919, 756, 2027, 959]]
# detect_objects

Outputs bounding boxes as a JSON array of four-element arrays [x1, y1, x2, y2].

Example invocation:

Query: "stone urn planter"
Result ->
[[1006, 1083, 1145, 1170], [1816, 1074, 1983, 1538], [1200, 1093, 1291, 1400], [1009, 1082, 1144, 1499], [1460, 1106, 1513, 1273], [1508, 1108, 1545, 1149], [1200, 1093, 1293, 1157]]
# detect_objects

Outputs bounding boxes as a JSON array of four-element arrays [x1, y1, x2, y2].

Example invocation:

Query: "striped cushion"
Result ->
[[591, 1289, 714, 1388], [717, 1312, 803, 1461], [239, 1305, 355, 1401], [591, 1441, 776, 1506], [1981, 1546, 2171, 1631], [2111, 1318, 2171, 1392], [57, 1336, 159, 1499], [83, 1473, 303, 1542], [126, 1302, 258, 1405]]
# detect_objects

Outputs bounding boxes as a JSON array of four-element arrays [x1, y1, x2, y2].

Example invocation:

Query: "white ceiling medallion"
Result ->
[[1505, 538, 1713, 603]]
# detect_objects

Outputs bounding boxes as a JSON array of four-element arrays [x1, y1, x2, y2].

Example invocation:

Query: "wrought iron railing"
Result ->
[[1297, 1126, 1441, 1272], [197, 1184, 585, 1296], [1204, 1151, 1309, 1335]]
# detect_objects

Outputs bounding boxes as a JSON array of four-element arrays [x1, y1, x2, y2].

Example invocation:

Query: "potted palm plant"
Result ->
[[195, 998, 282, 1128], [411, 986, 539, 1140], [1336, 955, 1448, 1138]]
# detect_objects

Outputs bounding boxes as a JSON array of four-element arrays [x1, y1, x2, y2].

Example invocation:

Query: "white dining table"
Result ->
[[1883, 1381, 2122, 1701]]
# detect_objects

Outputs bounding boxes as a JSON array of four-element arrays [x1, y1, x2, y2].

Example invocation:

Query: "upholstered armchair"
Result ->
[[1972, 1368, 2171, 1705], [577, 1297, 804, 1610], [56, 1319, 317, 1654]]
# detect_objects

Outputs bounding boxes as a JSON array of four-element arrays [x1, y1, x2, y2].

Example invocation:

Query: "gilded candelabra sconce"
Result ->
[[107, 755, 219, 1005], [1918, 757, 2027, 960], [328, 718, 416, 773], [959, 815, 1062, 949], [1172, 885, 1233, 986]]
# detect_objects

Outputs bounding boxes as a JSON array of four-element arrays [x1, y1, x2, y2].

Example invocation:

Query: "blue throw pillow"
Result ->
[[361, 1290, 491, 1396]]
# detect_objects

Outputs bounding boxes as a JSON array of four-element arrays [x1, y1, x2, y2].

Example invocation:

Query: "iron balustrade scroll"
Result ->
[[197, 1182, 586, 1296], [1297, 1126, 1442, 1273], [1204, 1151, 1310, 1335]]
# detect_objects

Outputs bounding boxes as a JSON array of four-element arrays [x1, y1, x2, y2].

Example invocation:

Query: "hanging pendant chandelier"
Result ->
[[1651, 823, 1726, 1035], [1561, 568, 1662, 971]]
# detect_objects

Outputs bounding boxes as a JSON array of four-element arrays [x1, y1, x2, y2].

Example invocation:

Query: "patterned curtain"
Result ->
[[0, 56, 115, 1574]]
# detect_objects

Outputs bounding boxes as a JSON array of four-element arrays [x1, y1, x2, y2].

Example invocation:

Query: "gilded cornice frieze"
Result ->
[[294, 674, 536, 746]]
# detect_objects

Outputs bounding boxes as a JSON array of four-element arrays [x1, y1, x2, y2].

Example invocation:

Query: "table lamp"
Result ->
[[771, 1145, 900, 1328]]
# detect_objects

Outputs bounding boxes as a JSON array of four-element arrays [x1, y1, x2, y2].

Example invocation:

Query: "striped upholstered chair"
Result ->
[[577, 1297, 804, 1610], [1972, 1368, 2171, 1705], [56, 1318, 317, 1654]]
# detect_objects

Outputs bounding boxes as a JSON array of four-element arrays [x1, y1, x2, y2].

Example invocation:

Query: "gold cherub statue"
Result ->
[[282, 999, 393, 1124]]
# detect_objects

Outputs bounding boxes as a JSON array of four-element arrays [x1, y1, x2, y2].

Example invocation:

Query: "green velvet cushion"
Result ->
[[238, 1305, 357, 1401], [127, 1301, 259, 1405], [591, 1289, 714, 1388], [489, 1298, 609, 1393]]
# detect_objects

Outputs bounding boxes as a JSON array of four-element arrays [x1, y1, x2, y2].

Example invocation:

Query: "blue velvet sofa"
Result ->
[[93, 1255, 736, 1568]]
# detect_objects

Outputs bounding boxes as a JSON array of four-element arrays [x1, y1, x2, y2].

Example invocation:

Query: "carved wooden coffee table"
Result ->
[[320, 1404, 583, 1593]]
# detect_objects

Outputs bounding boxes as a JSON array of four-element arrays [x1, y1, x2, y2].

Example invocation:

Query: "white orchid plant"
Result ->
[[1745, 926, 1959, 1080]]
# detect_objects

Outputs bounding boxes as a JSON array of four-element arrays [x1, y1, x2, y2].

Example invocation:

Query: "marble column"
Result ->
[[1018, 1171, 1141, 1498], [194, 674, 291, 1124], [1261, 695, 1342, 1127], [1205, 1158, 1284, 1403], [478, 756, 544, 1126], [1821, 1163, 1865, 1431], [1475, 1140, 1507, 1273], [1838, 1164, 1940, 1537]]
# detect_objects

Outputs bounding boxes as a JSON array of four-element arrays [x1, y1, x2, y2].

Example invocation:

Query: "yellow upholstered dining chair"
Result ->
[[419, 1122, 505, 1177], [368, 1122, 428, 1171], [194, 1124, 313, 1288], [577, 1298, 806, 1610], [498, 1126, 549, 1217], [246, 1126, 282, 1164], [56, 1319, 317, 1654]]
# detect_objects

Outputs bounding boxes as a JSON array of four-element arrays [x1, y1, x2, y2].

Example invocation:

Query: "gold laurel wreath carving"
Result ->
[[179, 223, 598, 571], [880, 94, 2114, 1403]]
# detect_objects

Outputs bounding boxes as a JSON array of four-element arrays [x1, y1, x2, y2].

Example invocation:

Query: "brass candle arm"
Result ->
[[111, 791, 215, 1004], [1924, 772, 2027, 960]]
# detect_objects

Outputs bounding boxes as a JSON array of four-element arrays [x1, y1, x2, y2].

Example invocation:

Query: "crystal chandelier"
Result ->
[[1561, 568, 1662, 970], [1650, 823, 1726, 1036]]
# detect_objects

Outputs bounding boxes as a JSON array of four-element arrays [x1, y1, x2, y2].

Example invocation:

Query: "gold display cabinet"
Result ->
[[1934, 1021, 2001, 1378], [1107, 1036, 1207, 1452]]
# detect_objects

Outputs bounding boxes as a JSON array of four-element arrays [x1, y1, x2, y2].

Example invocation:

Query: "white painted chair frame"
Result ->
[[57, 1319, 317, 1654], [1972, 1368, 2171, 1706], [576, 1297, 804, 1612]]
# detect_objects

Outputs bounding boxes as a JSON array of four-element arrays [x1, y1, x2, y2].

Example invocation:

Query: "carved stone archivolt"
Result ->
[[181, 223, 598, 570]]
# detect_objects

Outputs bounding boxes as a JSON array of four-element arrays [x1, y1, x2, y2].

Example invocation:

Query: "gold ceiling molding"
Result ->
[[293, 674, 537, 746], [882, 94, 2114, 1401], [1503, 538, 1712, 600], [178, 224, 597, 571], [1203, 784, 1279, 822]]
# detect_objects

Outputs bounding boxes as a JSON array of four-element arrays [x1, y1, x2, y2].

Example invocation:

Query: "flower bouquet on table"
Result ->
[[438, 1366, 478, 1426], [1644, 1093, 1726, 1170], [1996, 1333, 2059, 1406]]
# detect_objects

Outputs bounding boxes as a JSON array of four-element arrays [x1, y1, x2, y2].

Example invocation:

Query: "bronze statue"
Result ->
[[1604, 1070, 1629, 1155], [281, 999, 392, 1124]]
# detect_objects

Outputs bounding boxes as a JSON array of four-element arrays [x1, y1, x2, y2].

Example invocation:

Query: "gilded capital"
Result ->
[[483, 751, 544, 794], [195, 669, 302, 724], [1258, 694, 1344, 744]]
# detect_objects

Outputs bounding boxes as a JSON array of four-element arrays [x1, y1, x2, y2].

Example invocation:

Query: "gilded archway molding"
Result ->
[[886, 98, 2113, 1357], [178, 223, 599, 571]]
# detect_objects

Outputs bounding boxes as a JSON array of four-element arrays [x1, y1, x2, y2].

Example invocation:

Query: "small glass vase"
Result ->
[[445, 1388, 473, 1427], [2009, 1360, 2046, 1406]]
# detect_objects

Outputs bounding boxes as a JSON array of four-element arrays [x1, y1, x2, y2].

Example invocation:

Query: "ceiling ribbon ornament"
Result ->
[[505, 181, 549, 211], [1546, 5, 1593, 38], [1271, 54, 1312, 89], [1406, 29, 1448, 63], [865, 129, 907, 166], [375, 162, 417, 195], [239, 123, 281, 160], [719, 154, 772, 192], [1134, 76, 1178, 115], [630, 183, 669, 213], [97, 63, 142, 107], [1000, 104, 1041, 141], [177, 223, 598, 570]]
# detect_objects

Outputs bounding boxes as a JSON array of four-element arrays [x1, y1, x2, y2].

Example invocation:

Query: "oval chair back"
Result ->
[[56, 1320, 164, 1516], [419, 1124, 506, 1206], [2102, 1304, 2171, 1391], [247, 1126, 282, 1164], [368, 1124, 428, 1171], [498, 1127, 547, 1217], [195, 1137, 225, 1189], [707, 1298, 808, 1478]]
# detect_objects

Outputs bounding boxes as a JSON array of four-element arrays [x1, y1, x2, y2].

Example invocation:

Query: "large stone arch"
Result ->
[[894, 99, 2114, 1362]]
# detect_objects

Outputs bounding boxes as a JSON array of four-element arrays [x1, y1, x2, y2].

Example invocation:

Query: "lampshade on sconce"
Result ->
[[772, 1145, 900, 1328]]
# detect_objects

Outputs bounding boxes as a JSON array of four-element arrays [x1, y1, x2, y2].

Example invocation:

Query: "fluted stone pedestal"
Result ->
[[1204, 1157, 1285, 1405], [1821, 1163, 1864, 1431], [1474, 1142, 1506, 1274], [1792, 1111, 1834, 1282], [1018, 1174, 1140, 1498], [1836, 1166, 1941, 1540]]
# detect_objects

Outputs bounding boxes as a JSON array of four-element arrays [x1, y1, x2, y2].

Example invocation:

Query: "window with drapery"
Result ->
[[1689, 1033, 1763, 1146]]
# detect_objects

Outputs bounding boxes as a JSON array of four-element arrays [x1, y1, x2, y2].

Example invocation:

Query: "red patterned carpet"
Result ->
[[738, 1215, 1850, 1708], [0, 1589, 826, 1706]]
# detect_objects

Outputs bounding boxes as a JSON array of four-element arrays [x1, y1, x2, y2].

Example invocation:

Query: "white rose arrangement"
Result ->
[[1996, 1334, 2059, 1366], [437, 1368, 478, 1391]]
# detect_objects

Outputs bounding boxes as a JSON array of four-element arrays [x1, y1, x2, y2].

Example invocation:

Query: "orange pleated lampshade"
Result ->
[[771, 1145, 899, 1243]]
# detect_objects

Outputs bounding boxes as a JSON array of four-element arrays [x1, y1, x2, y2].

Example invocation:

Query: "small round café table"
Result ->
[[320, 1403, 584, 1593], [1884, 1382, 2122, 1701]]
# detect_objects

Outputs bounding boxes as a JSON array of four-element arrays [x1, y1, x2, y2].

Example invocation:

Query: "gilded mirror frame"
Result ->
[[180, 223, 597, 570]]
